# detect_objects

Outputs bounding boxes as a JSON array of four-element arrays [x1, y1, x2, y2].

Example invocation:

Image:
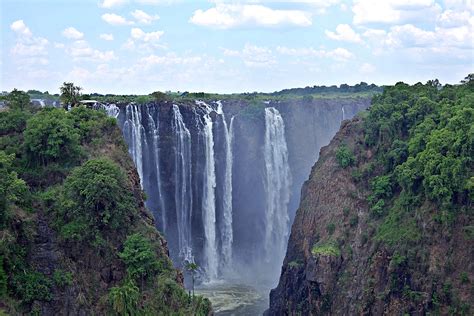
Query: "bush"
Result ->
[[59, 158, 135, 241], [119, 233, 161, 282], [336, 144, 355, 168], [0, 151, 28, 227], [11, 270, 52, 303], [109, 278, 140, 316], [311, 241, 340, 257], [0, 109, 31, 135], [24, 108, 80, 166]]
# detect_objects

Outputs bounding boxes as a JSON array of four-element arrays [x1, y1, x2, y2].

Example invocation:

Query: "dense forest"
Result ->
[[0, 95, 211, 314], [269, 75, 473, 315]]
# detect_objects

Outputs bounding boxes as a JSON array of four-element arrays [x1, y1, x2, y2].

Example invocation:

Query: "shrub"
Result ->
[[0, 151, 28, 227], [311, 241, 340, 257], [11, 271, 52, 303], [326, 223, 336, 235], [53, 269, 73, 287], [109, 278, 140, 316], [119, 233, 161, 282], [336, 144, 355, 168]]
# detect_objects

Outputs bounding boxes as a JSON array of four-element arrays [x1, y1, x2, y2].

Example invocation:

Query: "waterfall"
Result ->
[[123, 104, 146, 187], [263, 107, 291, 265], [216, 101, 234, 271], [146, 106, 167, 233], [342, 105, 346, 121], [172, 105, 194, 264], [201, 103, 219, 280], [104, 104, 120, 118]]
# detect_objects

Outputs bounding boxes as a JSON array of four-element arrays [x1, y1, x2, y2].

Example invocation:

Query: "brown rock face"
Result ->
[[268, 117, 474, 315]]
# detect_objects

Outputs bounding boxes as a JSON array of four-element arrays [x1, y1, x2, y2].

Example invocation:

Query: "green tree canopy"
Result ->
[[24, 108, 80, 166]]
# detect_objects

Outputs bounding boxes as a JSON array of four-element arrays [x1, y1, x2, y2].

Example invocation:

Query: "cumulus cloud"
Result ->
[[10, 20, 49, 63], [100, 33, 114, 41], [325, 24, 363, 43], [99, 0, 128, 8], [138, 53, 202, 67], [102, 13, 134, 25], [352, 0, 442, 25], [276, 46, 354, 61], [10, 20, 32, 37], [130, 27, 164, 42], [67, 40, 117, 62], [62, 27, 84, 40], [190, 4, 312, 29], [221, 43, 276, 67], [131, 9, 160, 24]]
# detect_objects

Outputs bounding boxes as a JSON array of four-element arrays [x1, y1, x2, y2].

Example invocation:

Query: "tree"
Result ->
[[24, 108, 80, 165], [0, 151, 27, 227], [185, 262, 198, 298], [62, 158, 135, 237], [60, 82, 82, 109], [6, 89, 30, 110]]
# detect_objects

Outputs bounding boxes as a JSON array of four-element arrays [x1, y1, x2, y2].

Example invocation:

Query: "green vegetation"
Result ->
[[60, 82, 82, 109], [336, 144, 355, 168], [109, 278, 140, 316], [358, 76, 473, 246], [24, 108, 81, 166], [58, 158, 135, 241], [311, 241, 341, 257]]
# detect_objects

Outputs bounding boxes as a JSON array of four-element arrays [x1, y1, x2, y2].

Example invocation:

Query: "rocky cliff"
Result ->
[[269, 81, 473, 315]]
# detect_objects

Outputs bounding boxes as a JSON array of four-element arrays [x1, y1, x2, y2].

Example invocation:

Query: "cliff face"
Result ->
[[268, 118, 474, 315]]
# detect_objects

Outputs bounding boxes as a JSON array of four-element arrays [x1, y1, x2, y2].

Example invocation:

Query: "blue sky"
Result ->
[[1, 0, 472, 94]]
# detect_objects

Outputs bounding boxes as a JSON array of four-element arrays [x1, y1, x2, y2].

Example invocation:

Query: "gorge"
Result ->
[[106, 95, 372, 307]]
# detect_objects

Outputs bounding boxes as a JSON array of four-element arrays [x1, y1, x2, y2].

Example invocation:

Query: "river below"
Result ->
[[196, 282, 269, 315]]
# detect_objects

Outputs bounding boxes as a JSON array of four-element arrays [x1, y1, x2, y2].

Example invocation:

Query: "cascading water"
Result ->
[[342, 105, 346, 121], [216, 101, 234, 271], [123, 104, 146, 187], [201, 102, 219, 280], [172, 105, 194, 264], [146, 106, 167, 232], [263, 107, 291, 267]]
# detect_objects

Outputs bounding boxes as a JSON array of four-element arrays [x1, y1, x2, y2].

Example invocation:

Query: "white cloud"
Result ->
[[277, 46, 354, 61], [62, 27, 84, 40], [100, 33, 114, 41], [11, 37, 49, 57], [54, 42, 65, 49], [10, 20, 32, 37], [190, 4, 312, 29], [130, 27, 164, 42], [131, 9, 160, 24], [102, 13, 134, 25], [138, 53, 202, 67], [100, 0, 128, 8], [437, 9, 471, 28], [325, 24, 363, 43], [352, 0, 441, 25], [221, 43, 276, 67], [67, 40, 117, 62]]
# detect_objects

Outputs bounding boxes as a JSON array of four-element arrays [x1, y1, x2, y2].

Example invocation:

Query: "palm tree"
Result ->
[[60, 82, 82, 110], [185, 262, 198, 298]]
